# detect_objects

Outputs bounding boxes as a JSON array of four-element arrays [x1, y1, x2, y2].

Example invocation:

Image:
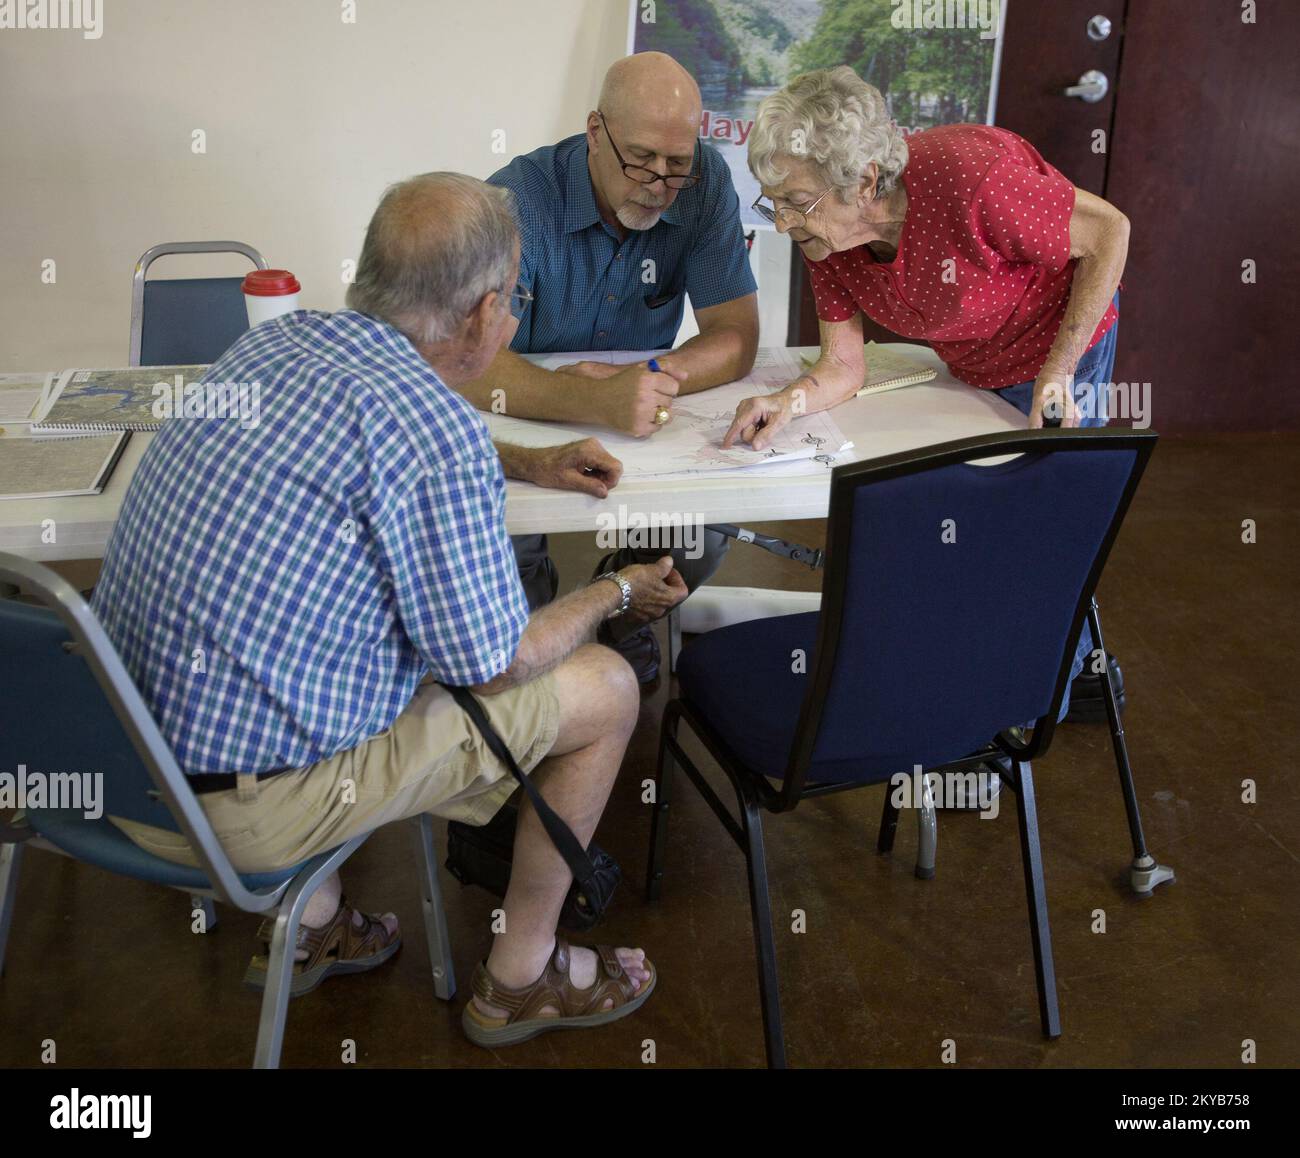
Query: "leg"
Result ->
[[1012, 760, 1061, 1038], [1087, 600, 1175, 896], [253, 862, 355, 1068], [189, 894, 217, 932], [646, 700, 681, 901], [668, 605, 683, 672], [410, 814, 456, 999], [476, 644, 649, 1016], [915, 770, 938, 880], [877, 787, 899, 854], [738, 781, 787, 1068], [0, 842, 24, 977]]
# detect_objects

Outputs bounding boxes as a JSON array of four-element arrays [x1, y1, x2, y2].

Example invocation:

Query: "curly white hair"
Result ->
[[748, 66, 909, 202]]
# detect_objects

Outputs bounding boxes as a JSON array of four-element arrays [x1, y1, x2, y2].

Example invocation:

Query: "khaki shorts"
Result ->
[[109, 673, 560, 874]]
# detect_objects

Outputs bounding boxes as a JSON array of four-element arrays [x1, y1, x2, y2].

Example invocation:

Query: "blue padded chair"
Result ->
[[0, 552, 456, 1068], [129, 241, 267, 366], [646, 428, 1170, 1068]]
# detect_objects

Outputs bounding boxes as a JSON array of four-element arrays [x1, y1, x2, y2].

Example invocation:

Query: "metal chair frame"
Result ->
[[0, 552, 456, 1068], [646, 428, 1174, 1067], [128, 241, 267, 366]]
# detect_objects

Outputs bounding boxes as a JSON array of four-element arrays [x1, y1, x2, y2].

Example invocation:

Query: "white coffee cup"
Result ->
[[242, 269, 302, 326]]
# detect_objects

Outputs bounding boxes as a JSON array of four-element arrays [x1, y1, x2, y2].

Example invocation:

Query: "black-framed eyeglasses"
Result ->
[[752, 186, 834, 229], [598, 110, 702, 190]]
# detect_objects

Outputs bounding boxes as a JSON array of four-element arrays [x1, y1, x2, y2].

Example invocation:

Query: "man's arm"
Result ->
[[456, 346, 600, 423], [652, 143, 759, 392], [470, 580, 621, 695], [457, 345, 683, 438], [654, 292, 760, 394], [494, 437, 623, 499], [471, 557, 686, 695]]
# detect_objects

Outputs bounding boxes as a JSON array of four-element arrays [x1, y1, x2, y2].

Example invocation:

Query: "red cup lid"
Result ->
[[242, 269, 301, 296]]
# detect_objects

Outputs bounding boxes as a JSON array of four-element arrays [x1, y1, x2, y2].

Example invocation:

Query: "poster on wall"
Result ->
[[628, 0, 1007, 229]]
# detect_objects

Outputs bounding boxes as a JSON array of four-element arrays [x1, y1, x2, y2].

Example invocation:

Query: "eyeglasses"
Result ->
[[597, 111, 702, 190], [751, 186, 834, 229], [509, 282, 533, 307]]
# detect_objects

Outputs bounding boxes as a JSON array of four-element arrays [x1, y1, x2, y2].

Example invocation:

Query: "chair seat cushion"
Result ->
[[676, 612, 904, 784], [26, 809, 304, 891]]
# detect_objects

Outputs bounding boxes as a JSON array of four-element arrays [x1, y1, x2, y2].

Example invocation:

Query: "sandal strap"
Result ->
[[596, 945, 623, 980], [472, 962, 529, 1015], [256, 895, 392, 972], [471, 937, 637, 1021], [255, 917, 308, 951]]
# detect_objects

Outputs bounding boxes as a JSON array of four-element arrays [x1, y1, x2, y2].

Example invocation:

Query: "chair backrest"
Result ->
[[0, 552, 269, 909], [130, 241, 267, 366], [782, 428, 1157, 804]]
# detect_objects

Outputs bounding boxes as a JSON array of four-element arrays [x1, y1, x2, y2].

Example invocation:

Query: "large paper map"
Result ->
[[485, 348, 854, 480]]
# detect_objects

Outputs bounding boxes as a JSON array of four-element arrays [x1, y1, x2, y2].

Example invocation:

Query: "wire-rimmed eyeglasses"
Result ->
[[751, 186, 834, 229]]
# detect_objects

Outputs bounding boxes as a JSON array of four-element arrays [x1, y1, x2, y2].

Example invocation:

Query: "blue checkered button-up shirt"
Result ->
[[91, 310, 530, 776], [488, 133, 757, 354]]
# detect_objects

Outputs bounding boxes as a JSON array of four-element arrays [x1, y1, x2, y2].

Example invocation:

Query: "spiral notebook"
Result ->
[[802, 343, 938, 396], [31, 365, 210, 432], [856, 343, 937, 395], [0, 431, 131, 499], [0, 371, 52, 423]]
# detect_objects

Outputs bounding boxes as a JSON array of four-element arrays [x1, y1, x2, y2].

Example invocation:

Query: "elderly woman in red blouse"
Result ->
[[726, 66, 1130, 720]]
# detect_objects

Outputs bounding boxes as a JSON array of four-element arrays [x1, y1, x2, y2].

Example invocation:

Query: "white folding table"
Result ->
[[0, 345, 1024, 562]]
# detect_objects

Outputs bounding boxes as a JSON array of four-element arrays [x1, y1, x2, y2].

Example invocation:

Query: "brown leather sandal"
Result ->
[[462, 936, 656, 1047], [243, 895, 401, 998]]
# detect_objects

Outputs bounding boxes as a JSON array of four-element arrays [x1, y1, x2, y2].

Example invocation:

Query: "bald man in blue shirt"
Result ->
[[458, 52, 760, 684]]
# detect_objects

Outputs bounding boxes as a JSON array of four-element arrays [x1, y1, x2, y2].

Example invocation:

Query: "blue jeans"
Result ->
[[993, 297, 1119, 720]]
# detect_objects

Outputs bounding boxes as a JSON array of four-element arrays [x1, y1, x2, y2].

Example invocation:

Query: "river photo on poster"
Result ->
[[628, 0, 1006, 229]]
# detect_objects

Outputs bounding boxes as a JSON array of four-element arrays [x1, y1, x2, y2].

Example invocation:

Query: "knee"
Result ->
[[584, 643, 641, 725], [558, 643, 640, 732]]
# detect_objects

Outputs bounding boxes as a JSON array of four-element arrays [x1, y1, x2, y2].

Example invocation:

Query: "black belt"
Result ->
[[190, 766, 295, 795]]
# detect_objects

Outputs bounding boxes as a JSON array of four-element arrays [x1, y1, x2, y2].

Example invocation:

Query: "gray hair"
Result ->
[[346, 172, 517, 345], [748, 67, 909, 202]]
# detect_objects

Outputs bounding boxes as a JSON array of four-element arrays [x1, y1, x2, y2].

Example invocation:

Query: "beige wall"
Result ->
[[0, 0, 788, 373]]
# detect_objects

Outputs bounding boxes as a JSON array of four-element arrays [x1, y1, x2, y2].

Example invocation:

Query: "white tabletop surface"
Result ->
[[0, 345, 1024, 561]]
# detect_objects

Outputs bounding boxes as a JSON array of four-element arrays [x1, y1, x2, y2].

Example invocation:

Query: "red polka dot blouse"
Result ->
[[804, 124, 1118, 389]]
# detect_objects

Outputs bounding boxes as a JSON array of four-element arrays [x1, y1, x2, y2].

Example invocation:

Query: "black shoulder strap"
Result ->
[[442, 684, 597, 892]]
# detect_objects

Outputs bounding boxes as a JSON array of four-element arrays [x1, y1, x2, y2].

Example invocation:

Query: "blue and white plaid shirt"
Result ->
[[91, 310, 529, 776], [489, 133, 757, 354]]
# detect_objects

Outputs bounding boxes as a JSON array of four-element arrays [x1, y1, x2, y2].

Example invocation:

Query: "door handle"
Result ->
[[1087, 14, 1113, 41], [1064, 69, 1109, 102]]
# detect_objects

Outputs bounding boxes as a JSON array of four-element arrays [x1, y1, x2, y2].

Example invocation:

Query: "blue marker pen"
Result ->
[[647, 358, 673, 429]]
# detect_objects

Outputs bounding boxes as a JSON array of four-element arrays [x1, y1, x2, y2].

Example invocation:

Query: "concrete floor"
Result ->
[[1, 434, 1296, 1068]]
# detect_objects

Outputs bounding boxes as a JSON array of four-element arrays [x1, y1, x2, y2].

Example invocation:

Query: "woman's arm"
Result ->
[[722, 313, 866, 449], [1032, 188, 1130, 427]]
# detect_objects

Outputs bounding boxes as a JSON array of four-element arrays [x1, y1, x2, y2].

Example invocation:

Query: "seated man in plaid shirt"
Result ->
[[92, 173, 682, 1046]]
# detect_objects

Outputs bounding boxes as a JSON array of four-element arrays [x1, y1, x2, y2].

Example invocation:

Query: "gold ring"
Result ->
[[654, 406, 671, 425]]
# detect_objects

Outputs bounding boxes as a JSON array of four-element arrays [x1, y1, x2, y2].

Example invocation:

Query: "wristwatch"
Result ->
[[594, 570, 632, 618]]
